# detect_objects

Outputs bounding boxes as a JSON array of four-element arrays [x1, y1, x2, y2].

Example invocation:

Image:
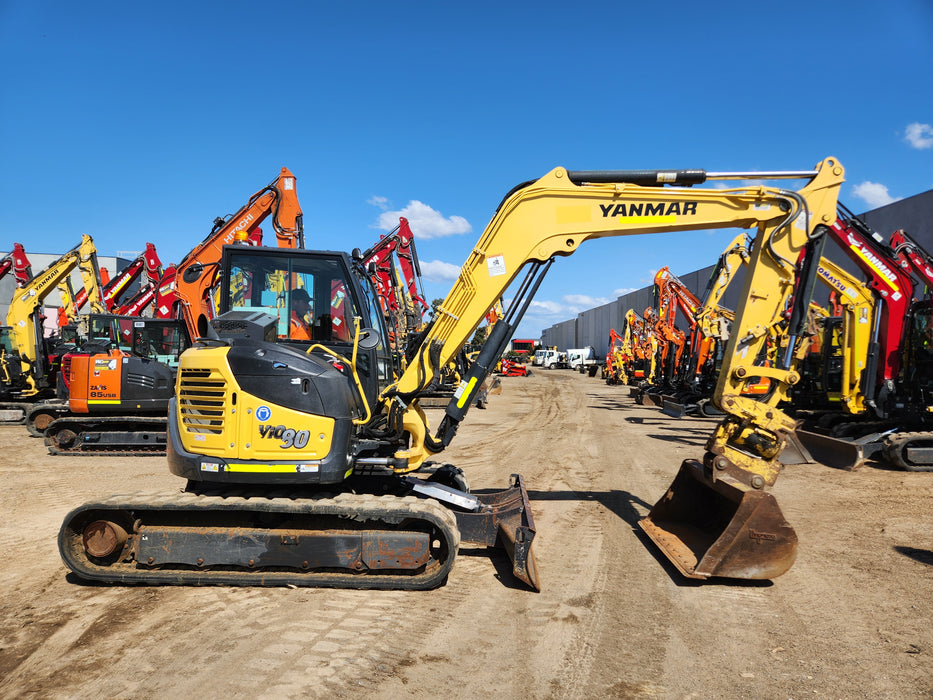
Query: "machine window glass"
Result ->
[[356, 269, 395, 386], [226, 253, 361, 344]]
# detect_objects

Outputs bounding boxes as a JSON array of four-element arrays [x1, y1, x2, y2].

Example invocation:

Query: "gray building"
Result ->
[[541, 189, 933, 357]]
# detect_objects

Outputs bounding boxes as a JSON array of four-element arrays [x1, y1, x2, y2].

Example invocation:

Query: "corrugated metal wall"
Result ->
[[541, 190, 933, 355]]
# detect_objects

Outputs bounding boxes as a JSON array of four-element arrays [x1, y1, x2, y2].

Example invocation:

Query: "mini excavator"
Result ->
[[0, 235, 105, 423], [60, 157, 844, 589]]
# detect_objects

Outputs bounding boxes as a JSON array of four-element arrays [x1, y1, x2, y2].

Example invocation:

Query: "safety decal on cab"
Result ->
[[256, 406, 272, 422]]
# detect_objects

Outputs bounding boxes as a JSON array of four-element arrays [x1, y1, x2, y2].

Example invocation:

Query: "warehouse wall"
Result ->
[[541, 189, 933, 357]]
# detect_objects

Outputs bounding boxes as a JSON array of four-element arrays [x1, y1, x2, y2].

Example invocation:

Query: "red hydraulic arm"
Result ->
[[0, 243, 33, 287], [826, 213, 914, 385], [361, 217, 430, 320]]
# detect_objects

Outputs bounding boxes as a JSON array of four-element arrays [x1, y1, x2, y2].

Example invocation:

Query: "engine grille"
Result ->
[[178, 368, 226, 435], [126, 372, 157, 390]]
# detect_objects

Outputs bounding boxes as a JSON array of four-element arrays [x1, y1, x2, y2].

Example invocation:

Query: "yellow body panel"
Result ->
[[176, 345, 335, 464]]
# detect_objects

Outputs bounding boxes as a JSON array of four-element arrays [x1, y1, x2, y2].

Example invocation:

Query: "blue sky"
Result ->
[[1, 1, 931, 339]]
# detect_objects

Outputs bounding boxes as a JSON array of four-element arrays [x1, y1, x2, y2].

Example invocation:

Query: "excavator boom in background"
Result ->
[[31, 170, 306, 455], [0, 243, 34, 287], [60, 158, 844, 591], [0, 235, 104, 423]]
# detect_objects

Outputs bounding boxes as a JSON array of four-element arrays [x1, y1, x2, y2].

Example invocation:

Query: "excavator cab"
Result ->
[[219, 245, 396, 401], [902, 300, 933, 406]]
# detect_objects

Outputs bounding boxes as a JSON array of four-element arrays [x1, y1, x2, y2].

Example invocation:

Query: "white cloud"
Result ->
[[904, 122, 933, 150], [527, 299, 566, 315], [371, 199, 471, 239], [852, 181, 900, 209], [613, 287, 638, 297], [563, 293, 611, 309], [419, 259, 461, 283]]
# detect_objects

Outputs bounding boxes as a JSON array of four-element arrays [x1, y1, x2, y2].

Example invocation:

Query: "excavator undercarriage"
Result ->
[[59, 472, 537, 590]]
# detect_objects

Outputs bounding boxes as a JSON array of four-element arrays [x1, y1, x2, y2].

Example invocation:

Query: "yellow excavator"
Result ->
[[59, 158, 844, 589], [0, 235, 105, 421]]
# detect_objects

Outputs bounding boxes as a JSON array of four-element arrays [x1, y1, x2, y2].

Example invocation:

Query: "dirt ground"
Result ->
[[0, 370, 931, 699]]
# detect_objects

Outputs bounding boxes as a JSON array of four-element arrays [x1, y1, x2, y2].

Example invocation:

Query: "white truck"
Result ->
[[536, 348, 569, 369], [567, 346, 601, 375]]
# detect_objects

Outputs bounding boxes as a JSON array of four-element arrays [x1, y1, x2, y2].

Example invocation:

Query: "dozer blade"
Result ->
[[661, 398, 691, 418], [639, 459, 797, 580], [793, 429, 865, 471], [779, 430, 817, 466], [455, 474, 539, 591]]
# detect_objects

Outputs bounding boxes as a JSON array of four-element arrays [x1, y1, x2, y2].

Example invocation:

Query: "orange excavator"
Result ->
[[635, 267, 698, 407], [32, 169, 305, 454]]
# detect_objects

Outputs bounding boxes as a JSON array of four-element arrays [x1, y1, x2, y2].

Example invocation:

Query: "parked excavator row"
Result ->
[[608, 309, 656, 385], [786, 212, 933, 471], [59, 157, 846, 592], [614, 205, 933, 474], [29, 168, 305, 455], [0, 235, 106, 424]]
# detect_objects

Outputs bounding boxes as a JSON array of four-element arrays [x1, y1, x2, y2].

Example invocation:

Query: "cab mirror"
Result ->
[[356, 327, 381, 351]]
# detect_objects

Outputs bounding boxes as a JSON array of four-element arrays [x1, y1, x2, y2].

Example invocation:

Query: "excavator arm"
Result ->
[[0, 243, 33, 287], [175, 167, 303, 338], [380, 159, 843, 581], [387, 160, 843, 467]]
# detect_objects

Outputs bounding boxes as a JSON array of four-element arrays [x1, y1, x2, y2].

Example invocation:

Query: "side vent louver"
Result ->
[[178, 367, 226, 434]]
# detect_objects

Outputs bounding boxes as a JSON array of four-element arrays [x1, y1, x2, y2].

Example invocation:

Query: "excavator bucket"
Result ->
[[641, 392, 663, 408], [639, 459, 797, 580], [454, 474, 539, 591]]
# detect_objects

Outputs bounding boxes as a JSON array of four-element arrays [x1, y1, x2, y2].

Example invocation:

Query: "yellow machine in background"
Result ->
[[1, 235, 104, 406]]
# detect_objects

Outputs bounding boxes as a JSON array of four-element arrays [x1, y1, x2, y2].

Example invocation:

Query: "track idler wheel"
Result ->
[[82, 520, 128, 560]]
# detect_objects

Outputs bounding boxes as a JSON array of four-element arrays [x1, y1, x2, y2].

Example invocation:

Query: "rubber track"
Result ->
[[45, 416, 167, 456], [59, 490, 460, 590], [883, 431, 933, 472], [0, 401, 30, 425]]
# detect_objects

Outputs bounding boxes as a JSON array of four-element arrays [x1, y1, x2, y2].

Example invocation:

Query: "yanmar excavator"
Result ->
[[33, 169, 304, 454], [789, 215, 933, 471], [59, 157, 844, 590], [0, 235, 105, 424]]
